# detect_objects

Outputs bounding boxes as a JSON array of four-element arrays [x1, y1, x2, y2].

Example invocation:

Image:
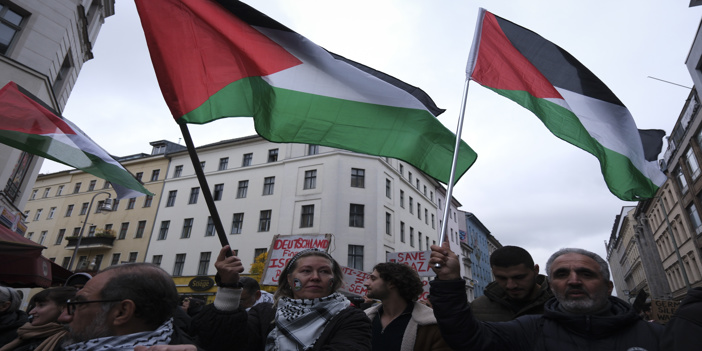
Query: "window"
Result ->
[[400, 190, 405, 208], [431, 214, 435, 229], [308, 144, 319, 155], [127, 197, 136, 210], [61, 257, 71, 268], [409, 197, 414, 214], [166, 190, 177, 207], [676, 167, 688, 193], [259, 210, 272, 232], [304, 170, 317, 190], [242, 153, 252, 166], [423, 185, 427, 196], [111, 253, 121, 266], [128, 252, 138, 263], [425, 209, 429, 224], [53, 51, 73, 92], [135, 221, 146, 238], [688, 203, 702, 235], [181, 218, 194, 238], [119, 223, 129, 240], [152, 255, 163, 267], [96, 200, 106, 214], [105, 224, 113, 233], [400, 222, 405, 243], [687, 148, 701, 180], [173, 254, 186, 276], [300, 205, 314, 228], [263, 177, 275, 195], [72, 227, 81, 237], [218, 157, 229, 171], [268, 149, 278, 162], [348, 245, 364, 270], [386, 179, 391, 198], [410, 227, 415, 247], [254, 248, 267, 262], [94, 255, 103, 271], [39, 231, 47, 245], [88, 226, 96, 237], [430, 191, 433, 201], [205, 217, 215, 236], [151, 169, 160, 181], [213, 183, 224, 201], [349, 204, 364, 227], [143, 195, 153, 207], [231, 213, 244, 234], [417, 203, 421, 219], [103, 181, 110, 189], [47, 207, 56, 219], [26, 232, 33, 240], [237, 180, 249, 198], [198, 252, 211, 275], [158, 221, 170, 240], [55, 229, 65, 245], [43, 188, 51, 198], [73, 183, 81, 194], [189, 187, 200, 204], [351, 168, 365, 188], [173, 165, 183, 178], [88, 180, 96, 191], [33, 209, 42, 221], [0, 4, 25, 55], [200, 161, 206, 170], [136, 172, 143, 181], [112, 199, 120, 211], [30, 189, 37, 200], [416, 179, 420, 189], [385, 212, 392, 235]]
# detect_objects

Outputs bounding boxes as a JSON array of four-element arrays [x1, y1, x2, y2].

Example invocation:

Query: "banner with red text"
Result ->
[[339, 266, 371, 297], [386, 250, 433, 277], [261, 234, 331, 285]]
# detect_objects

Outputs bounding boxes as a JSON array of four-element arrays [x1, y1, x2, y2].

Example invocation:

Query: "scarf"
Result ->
[[62, 318, 174, 351], [0, 322, 66, 351], [265, 293, 349, 351]]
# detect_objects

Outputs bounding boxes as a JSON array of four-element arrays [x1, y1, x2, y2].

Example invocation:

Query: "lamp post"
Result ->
[[68, 191, 113, 271]]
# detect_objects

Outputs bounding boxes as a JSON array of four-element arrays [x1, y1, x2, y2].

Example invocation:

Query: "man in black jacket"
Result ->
[[429, 245, 664, 350]]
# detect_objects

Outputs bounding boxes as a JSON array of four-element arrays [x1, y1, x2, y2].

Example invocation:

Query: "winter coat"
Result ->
[[365, 302, 450, 351], [471, 274, 553, 322], [660, 287, 702, 350], [0, 310, 28, 348], [430, 279, 664, 351], [192, 298, 371, 351]]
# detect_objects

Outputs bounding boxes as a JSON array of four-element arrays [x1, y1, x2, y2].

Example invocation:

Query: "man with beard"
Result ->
[[428, 245, 665, 350], [363, 262, 450, 351], [57, 263, 199, 351], [471, 246, 552, 321]]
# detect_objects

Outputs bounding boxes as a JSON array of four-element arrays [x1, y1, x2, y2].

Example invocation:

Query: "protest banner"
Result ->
[[339, 266, 370, 296], [386, 250, 433, 277], [650, 299, 680, 325], [260, 234, 331, 285]]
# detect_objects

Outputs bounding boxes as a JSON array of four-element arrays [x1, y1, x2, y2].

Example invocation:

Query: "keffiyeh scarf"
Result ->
[[62, 318, 174, 351], [265, 293, 349, 351]]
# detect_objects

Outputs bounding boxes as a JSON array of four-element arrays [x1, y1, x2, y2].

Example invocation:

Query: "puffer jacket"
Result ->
[[471, 274, 553, 322], [660, 287, 702, 350], [430, 279, 664, 351]]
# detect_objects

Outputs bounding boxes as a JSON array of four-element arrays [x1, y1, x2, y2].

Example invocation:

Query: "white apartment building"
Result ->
[[145, 136, 464, 279]]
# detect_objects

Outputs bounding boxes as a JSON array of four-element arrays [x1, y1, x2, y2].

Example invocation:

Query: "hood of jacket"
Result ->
[[542, 296, 641, 339], [365, 301, 437, 326]]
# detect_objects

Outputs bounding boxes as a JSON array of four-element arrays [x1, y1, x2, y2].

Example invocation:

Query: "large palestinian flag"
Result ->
[[467, 8, 666, 201], [0, 82, 151, 199], [135, 0, 477, 184]]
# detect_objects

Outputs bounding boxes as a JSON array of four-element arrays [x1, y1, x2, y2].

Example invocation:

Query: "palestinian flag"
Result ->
[[135, 0, 477, 184], [0, 82, 152, 199], [466, 8, 666, 201]]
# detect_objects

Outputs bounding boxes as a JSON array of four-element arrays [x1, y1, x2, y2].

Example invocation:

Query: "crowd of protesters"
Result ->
[[0, 244, 699, 351]]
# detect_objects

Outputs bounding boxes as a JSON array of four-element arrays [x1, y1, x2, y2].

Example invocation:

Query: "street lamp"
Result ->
[[67, 191, 113, 271]]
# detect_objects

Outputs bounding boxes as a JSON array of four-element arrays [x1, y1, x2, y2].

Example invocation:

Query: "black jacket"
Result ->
[[430, 279, 664, 351], [471, 274, 553, 321], [0, 310, 28, 348], [661, 287, 702, 350]]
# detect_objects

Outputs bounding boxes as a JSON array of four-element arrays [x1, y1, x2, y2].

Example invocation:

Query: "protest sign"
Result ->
[[339, 266, 370, 296], [650, 299, 680, 325], [386, 250, 433, 277], [260, 234, 331, 285]]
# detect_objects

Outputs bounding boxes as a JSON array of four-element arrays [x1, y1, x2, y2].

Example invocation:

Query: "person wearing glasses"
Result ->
[[0, 287, 75, 351], [57, 263, 199, 351], [0, 287, 28, 348]]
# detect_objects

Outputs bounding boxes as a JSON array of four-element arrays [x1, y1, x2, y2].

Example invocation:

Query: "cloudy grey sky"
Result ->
[[42, 0, 702, 272]]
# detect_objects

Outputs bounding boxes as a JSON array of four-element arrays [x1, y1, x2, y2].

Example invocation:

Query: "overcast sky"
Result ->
[[42, 0, 702, 275]]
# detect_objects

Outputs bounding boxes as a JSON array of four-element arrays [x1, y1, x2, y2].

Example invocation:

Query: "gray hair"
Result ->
[[545, 248, 610, 282], [0, 286, 21, 311]]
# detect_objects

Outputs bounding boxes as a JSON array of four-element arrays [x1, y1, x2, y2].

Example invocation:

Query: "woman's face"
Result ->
[[287, 256, 335, 300], [29, 300, 62, 326]]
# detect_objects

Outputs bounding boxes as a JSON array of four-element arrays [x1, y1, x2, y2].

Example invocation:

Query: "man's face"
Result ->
[[239, 289, 260, 310], [492, 264, 538, 301], [549, 253, 613, 314], [363, 270, 391, 300], [58, 271, 116, 344]]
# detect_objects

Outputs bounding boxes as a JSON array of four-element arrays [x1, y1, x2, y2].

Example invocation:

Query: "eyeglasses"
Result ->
[[66, 298, 122, 315]]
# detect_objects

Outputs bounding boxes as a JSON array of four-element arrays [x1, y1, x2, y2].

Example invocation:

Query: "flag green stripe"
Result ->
[[486, 87, 659, 200], [0, 131, 152, 195], [180, 77, 477, 183]]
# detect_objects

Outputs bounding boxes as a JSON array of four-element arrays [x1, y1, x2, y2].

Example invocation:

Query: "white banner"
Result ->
[[339, 266, 370, 296], [385, 250, 433, 277], [260, 234, 331, 285]]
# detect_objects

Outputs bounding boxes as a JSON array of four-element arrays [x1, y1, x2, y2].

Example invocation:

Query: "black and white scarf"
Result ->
[[63, 318, 174, 351], [265, 293, 349, 351]]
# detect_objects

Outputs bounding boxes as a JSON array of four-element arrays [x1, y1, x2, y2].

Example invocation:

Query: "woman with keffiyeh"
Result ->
[[193, 246, 371, 351]]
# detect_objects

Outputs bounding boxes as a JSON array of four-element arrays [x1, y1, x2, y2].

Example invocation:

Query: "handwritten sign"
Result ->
[[650, 299, 680, 325], [386, 251, 433, 277], [339, 266, 371, 296], [260, 234, 331, 285]]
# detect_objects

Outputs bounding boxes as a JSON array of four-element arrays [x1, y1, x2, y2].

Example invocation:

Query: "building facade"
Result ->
[[460, 211, 500, 298]]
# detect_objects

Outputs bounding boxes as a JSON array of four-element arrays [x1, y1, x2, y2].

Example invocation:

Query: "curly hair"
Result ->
[[274, 249, 343, 301], [373, 262, 423, 303]]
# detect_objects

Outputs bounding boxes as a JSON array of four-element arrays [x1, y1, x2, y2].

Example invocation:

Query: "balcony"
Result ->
[[65, 236, 115, 250]]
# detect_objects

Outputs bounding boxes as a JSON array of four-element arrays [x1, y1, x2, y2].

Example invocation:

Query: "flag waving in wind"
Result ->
[[135, 0, 477, 184], [466, 8, 666, 201], [0, 82, 151, 199]]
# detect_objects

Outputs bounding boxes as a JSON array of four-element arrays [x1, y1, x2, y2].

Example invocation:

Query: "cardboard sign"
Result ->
[[386, 250, 433, 277], [339, 266, 371, 296], [650, 299, 680, 324], [260, 234, 331, 285]]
